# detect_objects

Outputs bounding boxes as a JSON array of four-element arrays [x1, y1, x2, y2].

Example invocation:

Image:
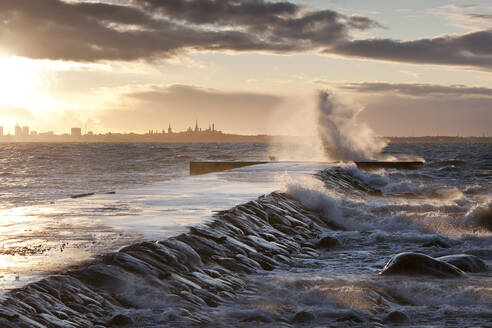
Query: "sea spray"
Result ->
[[281, 174, 349, 229], [268, 91, 388, 162], [317, 91, 387, 161], [464, 200, 492, 231]]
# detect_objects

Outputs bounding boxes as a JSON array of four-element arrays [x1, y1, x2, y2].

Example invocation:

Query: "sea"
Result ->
[[0, 142, 490, 327]]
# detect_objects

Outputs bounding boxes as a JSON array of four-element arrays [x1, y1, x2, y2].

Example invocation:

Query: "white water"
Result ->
[[317, 91, 388, 161]]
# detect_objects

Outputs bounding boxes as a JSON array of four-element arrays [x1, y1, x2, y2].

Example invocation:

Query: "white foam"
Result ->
[[464, 199, 492, 230]]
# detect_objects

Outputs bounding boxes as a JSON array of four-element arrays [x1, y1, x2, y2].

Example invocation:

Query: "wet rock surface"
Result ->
[[379, 252, 466, 278], [292, 311, 316, 323], [437, 254, 489, 273], [0, 192, 330, 327], [384, 310, 409, 323], [315, 235, 340, 249]]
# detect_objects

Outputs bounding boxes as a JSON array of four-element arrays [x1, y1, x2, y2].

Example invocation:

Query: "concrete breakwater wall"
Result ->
[[0, 192, 334, 327], [189, 161, 425, 176]]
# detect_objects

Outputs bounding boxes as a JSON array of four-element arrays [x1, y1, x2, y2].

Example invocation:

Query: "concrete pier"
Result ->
[[189, 160, 424, 175], [355, 161, 424, 170], [190, 161, 268, 175]]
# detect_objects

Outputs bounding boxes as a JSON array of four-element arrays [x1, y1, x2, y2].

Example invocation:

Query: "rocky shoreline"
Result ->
[[0, 192, 336, 327], [1, 188, 489, 327]]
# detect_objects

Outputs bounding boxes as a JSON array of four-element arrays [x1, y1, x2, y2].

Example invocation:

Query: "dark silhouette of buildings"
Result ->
[[71, 128, 82, 137], [14, 125, 22, 137], [0, 120, 274, 142], [2, 121, 488, 143]]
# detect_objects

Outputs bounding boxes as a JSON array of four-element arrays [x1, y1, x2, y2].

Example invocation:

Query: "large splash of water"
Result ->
[[317, 91, 387, 161]]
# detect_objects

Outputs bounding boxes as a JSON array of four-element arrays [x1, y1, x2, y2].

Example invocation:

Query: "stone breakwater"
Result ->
[[0, 192, 335, 328]]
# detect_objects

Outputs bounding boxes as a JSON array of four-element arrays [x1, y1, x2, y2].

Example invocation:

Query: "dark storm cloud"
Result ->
[[127, 0, 300, 26], [329, 30, 492, 70], [1, 0, 491, 70], [338, 82, 492, 98], [0, 0, 378, 62], [128, 0, 381, 38]]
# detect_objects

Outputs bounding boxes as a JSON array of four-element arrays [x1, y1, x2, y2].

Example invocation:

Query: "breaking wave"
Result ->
[[317, 91, 388, 161]]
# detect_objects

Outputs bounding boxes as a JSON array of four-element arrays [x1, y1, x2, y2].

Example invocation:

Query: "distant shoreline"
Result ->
[[0, 134, 490, 143], [0, 133, 274, 143], [383, 136, 492, 143]]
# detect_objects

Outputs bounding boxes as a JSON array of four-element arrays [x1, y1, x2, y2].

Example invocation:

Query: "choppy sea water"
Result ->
[[0, 142, 490, 327], [0, 142, 270, 209]]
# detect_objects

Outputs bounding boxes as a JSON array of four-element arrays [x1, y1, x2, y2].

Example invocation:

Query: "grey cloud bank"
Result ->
[[0, 0, 377, 61], [338, 82, 492, 98], [1, 0, 491, 70], [329, 30, 492, 71]]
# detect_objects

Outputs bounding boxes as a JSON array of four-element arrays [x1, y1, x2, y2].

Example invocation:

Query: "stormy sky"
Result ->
[[0, 0, 491, 136]]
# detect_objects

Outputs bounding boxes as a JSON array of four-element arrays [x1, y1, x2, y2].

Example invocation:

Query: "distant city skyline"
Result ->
[[0, 120, 225, 138], [0, 121, 490, 139]]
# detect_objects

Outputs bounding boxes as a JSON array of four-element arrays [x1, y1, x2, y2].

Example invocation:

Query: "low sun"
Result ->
[[0, 55, 59, 129], [0, 55, 42, 106]]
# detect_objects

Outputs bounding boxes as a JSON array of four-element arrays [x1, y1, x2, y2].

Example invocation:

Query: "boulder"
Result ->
[[384, 311, 409, 323], [292, 311, 316, 323], [379, 252, 466, 278], [422, 238, 451, 248], [437, 254, 488, 273], [108, 313, 132, 326], [315, 236, 340, 249]]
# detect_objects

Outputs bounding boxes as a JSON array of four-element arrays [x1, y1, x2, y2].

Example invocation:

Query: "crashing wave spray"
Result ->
[[317, 91, 387, 161]]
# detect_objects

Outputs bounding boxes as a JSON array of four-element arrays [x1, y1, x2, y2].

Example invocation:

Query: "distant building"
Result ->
[[0, 126, 3, 136], [168, 124, 172, 134], [15, 125, 22, 137], [87, 131, 94, 136], [39, 131, 54, 137], [194, 120, 199, 133], [30, 131, 37, 136], [22, 126, 29, 137], [71, 127, 82, 137]]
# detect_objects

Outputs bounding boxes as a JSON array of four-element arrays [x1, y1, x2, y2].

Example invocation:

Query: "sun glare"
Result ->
[[0, 55, 59, 115], [0, 56, 41, 104]]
